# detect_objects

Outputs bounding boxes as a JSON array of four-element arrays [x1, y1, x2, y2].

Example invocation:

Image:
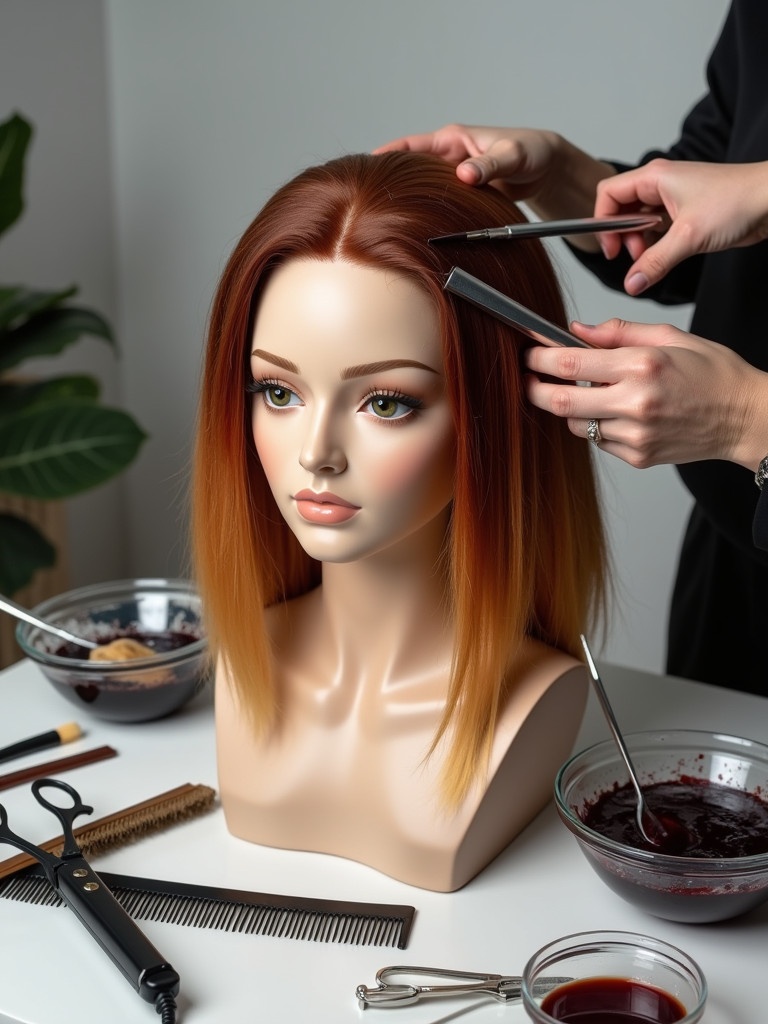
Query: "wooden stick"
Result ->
[[0, 745, 117, 792]]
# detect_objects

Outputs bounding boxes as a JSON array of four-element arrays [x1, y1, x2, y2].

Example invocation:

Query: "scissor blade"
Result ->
[[444, 267, 590, 349], [430, 213, 660, 244]]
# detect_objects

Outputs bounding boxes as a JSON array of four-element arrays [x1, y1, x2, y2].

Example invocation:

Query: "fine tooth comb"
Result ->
[[1, 866, 416, 948]]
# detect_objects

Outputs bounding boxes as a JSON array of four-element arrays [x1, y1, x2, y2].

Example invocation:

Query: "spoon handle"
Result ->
[[579, 635, 644, 805], [0, 594, 98, 650]]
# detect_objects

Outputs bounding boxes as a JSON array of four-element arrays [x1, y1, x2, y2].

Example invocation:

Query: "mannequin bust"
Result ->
[[193, 152, 607, 892]]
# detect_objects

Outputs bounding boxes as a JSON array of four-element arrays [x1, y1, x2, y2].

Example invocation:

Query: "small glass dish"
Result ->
[[16, 577, 209, 723], [521, 930, 707, 1023]]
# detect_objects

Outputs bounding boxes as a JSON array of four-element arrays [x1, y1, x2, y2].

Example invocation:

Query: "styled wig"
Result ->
[[193, 151, 607, 805]]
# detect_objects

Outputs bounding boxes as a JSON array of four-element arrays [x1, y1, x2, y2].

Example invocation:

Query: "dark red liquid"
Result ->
[[54, 629, 198, 660], [48, 629, 204, 722], [582, 778, 768, 857], [540, 977, 686, 1023]]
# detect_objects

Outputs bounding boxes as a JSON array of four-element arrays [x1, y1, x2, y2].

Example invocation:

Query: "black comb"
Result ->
[[1, 864, 416, 948]]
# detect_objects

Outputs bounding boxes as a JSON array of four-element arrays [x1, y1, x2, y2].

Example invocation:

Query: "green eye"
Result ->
[[371, 397, 400, 418], [364, 391, 423, 420], [267, 385, 293, 407]]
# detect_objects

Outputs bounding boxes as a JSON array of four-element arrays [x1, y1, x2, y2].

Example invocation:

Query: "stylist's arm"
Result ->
[[524, 319, 768, 473]]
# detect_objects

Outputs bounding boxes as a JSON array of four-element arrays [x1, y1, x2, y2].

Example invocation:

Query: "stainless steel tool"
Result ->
[[356, 964, 572, 1009], [430, 212, 660, 244], [444, 266, 591, 349]]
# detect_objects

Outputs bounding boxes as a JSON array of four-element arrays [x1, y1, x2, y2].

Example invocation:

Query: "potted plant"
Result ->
[[0, 111, 146, 596]]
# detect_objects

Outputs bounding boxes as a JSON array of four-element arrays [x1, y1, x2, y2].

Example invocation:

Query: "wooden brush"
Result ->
[[0, 782, 216, 879]]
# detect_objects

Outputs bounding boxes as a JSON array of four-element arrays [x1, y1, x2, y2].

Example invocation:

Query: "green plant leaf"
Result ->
[[0, 285, 78, 331], [0, 399, 147, 499], [0, 305, 114, 373], [0, 512, 56, 596], [0, 375, 100, 417], [0, 113, 32, 238]]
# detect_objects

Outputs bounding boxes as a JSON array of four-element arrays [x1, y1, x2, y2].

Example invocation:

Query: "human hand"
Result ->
[[374, 124, 613, 226], [594, 159, 768, 294], [375, 124, 562, 198], [524, 319, 768, 471]]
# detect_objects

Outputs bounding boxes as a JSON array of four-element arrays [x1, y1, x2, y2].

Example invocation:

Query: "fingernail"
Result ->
[[572, 321, 596, 330], [626, 272, 649, 295], [460, 160, 483, 183]]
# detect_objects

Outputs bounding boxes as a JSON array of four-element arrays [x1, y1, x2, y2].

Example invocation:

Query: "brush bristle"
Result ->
[[0, 784, 217, 880], [77, 784, 216, 858]]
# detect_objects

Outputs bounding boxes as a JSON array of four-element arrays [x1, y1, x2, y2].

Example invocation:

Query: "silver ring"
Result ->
[[586, 419, 602, 446]]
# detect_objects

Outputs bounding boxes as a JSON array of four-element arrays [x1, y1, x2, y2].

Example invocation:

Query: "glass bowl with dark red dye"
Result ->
[[554, 730, 768, 923], [521, 930, 707, 1024], [15, 578, 209, 723]]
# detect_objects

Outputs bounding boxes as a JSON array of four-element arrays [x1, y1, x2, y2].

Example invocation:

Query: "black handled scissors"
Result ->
[[0, 778, 180, 1017]]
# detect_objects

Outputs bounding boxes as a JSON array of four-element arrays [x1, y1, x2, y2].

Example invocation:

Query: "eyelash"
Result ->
[[247, 377, 424, 422]]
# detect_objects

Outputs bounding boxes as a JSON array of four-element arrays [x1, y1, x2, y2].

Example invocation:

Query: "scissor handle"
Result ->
[[356, 965, 517, 1008], [0, 797, 62, 878], [31, 778, 93, 858]]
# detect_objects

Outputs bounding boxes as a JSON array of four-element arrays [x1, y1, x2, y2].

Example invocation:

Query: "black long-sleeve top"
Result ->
[[572, 0, 768, 556]]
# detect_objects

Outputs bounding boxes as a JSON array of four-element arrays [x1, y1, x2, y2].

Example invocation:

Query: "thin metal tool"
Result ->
[[0, 778, 180, 1018], [444, 266, 590, 349], [356, 965, 572, 1009], [0, 593, 98, 650], [430, 212, 660, 244], [580, 635, 691, 852]]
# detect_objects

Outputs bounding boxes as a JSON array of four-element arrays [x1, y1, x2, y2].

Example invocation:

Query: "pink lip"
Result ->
[[293, 489, 360, 525]]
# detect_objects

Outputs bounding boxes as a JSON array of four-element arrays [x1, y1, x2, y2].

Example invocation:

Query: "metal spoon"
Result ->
[[0, 593, 98, 650], [579, 634, 690, 852]]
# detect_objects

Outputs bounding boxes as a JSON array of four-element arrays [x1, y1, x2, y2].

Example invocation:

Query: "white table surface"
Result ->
[[0, 656, 765, 1024]]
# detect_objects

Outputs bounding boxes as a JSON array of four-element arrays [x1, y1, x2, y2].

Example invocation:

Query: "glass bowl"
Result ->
[[555, 729, 768, 923], [521, 930, 707, 1023], [16, 578, 209, 723]]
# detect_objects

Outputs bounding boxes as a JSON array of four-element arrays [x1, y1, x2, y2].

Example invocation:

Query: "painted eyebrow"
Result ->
[[251, 349, 439, 379], [341, 359, 439, 380], [251, 348, 299, 372]]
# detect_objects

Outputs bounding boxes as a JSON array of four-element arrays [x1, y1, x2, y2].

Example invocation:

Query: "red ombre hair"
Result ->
[[193, 152, 607, 805]]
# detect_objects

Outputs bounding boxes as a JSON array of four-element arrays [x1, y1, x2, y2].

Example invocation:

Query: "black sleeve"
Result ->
[[754, 487, 768, 551]]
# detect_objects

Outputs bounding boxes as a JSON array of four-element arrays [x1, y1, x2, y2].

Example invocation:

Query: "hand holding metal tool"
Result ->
[[0, 778, 181, 1021], [356, 964, 572, 1009], [430, 212, 660, 244]]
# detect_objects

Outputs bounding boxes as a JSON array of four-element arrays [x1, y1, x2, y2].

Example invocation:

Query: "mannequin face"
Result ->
[[250, 258, 455, 564]]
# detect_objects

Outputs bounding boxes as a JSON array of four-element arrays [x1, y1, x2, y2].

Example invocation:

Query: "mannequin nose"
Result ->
[[299, 409, 347, 474]]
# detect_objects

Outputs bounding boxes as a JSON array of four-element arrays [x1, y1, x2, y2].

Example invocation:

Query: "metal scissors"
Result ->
[[430, 212, 660, 244], [356, 964, 572, 1009], [0, 778, 180, 1016]]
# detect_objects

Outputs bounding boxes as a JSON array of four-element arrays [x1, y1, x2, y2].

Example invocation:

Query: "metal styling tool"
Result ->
[[356, 964, 573, 1009], [430, 212, 660, 244], [444, 266, 591, 349]]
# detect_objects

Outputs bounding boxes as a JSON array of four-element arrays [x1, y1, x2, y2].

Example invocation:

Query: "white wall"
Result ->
[[2, 1, 731, 674]]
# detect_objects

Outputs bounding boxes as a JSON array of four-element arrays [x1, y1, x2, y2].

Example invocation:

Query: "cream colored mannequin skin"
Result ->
[[216, 258, 588, 892]]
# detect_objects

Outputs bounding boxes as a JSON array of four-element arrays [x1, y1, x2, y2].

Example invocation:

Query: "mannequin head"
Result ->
[[193, 151, 606, 803], [249, 258, 455, 566]]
